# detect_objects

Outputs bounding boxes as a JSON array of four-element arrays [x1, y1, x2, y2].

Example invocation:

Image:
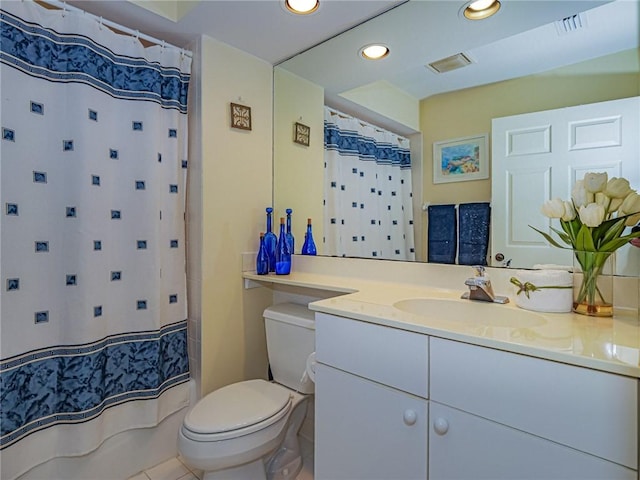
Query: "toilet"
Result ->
[[178, 303, 315, 480]]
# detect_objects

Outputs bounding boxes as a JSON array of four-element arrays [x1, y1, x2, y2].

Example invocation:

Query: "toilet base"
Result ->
[[267, 454, 302, 480], [265, 396, 308, 479], [203, 458, 266, 480]]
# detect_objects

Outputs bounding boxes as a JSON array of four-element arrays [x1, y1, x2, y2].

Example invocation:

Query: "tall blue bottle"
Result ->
[[275, 217, 291, 275], [301, 218, 317, 255], [264, 208, 277, 272], [285, 208, 295, 254], [256, 233, 268, 275]]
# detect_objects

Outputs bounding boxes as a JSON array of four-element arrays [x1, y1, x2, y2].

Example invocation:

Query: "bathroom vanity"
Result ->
[[315, 312, 637, 480], [243, 256, 640, 480]]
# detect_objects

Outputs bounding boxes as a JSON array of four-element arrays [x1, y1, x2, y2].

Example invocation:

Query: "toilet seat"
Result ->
[[182, 379, 292, 442]]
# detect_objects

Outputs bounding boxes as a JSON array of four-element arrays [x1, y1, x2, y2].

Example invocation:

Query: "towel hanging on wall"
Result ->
[[427, 204, 457, 264], [458, 202, 491, 265]]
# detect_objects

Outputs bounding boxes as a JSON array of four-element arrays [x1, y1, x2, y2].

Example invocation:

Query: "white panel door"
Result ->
[[491, 96, 640, 273], [429, 402, 636, 480], [314, 364, 428, 480]]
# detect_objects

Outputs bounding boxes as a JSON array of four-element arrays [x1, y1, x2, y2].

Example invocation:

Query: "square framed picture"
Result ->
[[230, 102, 251, 131], [293, 122, 310, 146], [433, 134, 489, 184]]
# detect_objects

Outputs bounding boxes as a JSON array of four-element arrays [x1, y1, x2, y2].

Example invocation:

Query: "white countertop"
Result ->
[[244, 259, 640, 378]]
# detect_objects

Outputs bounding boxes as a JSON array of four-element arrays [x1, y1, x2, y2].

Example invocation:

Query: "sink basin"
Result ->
[[393, 298, 546, 328]]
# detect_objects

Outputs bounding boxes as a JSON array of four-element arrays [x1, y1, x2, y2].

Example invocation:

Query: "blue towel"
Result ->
[[427, 205, 457, 264], [458, 202, 491, 266]]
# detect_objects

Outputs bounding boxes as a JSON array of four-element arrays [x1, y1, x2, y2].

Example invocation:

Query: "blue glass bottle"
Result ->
[[264, 208, 277, 272], [301, 218, 317, 255], [286, 208, 295, 254], [275, 217, 291, 275], [256, 233, 268, 275]]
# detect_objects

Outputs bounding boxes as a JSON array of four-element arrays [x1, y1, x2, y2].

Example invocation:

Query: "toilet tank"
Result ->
[[264, 303, 315, 394]]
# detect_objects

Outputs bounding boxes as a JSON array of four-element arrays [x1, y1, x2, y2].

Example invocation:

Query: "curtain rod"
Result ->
[[32, 0, 193, 58], [327, 106, 409, 142]]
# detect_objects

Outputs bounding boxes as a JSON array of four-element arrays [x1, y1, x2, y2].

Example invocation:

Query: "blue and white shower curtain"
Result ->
[[324, 107, 415, 260], [0, 2, 190, 477]]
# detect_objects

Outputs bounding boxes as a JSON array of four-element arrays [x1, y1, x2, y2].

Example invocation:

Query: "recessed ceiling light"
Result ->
[[285, 0, 319, 15], [360, 44, 390, 60], [462, 0, 501, 20]]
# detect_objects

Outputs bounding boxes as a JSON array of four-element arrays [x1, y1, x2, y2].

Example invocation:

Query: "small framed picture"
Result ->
[[433, 134, 489, 184], [293, 122, 310, 146], [230, 102, 251, 131]]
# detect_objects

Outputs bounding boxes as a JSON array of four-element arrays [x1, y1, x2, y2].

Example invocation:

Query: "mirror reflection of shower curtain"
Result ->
[[0, 2, 190, 478], [324, 107, 415, 260]]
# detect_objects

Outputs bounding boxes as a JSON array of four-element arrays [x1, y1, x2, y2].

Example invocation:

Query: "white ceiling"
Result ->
[[70, 0, 639, 130], [68, 0, 404, 64]]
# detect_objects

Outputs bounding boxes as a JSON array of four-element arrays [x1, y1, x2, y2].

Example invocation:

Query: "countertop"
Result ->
[[243, 268, 640, 378]]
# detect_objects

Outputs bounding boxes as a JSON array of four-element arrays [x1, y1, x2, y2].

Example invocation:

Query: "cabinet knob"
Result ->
[[403, 409, 417, 426], [433, 417, 449, 435]]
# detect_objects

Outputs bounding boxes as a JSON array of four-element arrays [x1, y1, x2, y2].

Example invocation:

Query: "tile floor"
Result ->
[[128, 437, 314, 480]]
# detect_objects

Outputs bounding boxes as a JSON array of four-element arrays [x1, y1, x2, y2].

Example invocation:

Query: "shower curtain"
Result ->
[[0, 2, 190, 478], [324, 107, 415, 260]]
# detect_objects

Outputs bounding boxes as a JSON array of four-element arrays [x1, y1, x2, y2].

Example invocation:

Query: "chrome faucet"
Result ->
[[461, 266, 509, 304]]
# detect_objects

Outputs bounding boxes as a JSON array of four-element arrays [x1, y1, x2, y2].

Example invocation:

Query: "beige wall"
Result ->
[[420, 48, 640, 253], [195, 36, 275, 396], [340, 79, 420, 132], [273, 68, 325, 254]]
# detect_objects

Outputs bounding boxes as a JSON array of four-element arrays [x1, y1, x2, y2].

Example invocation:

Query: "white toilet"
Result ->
[[178, 303, 315, 480]]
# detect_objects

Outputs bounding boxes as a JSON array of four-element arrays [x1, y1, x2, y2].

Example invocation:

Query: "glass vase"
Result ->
[[256, 233, 269, 275], [572, 250, 615, 317], [264, 208, 277, 272], [286, 208, 295, 254], [275, 217, 291, 275]]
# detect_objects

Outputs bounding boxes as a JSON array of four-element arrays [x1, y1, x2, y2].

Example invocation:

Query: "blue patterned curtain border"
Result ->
[[0, 320, 189, 449], [324, 120, 411, 168], [0, 9, 189, 112]]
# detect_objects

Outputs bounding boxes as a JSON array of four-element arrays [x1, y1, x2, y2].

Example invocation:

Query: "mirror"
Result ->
[[273, 0, 640, 269]]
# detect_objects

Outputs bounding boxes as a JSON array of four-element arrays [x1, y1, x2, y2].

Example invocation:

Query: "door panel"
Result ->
[[491, 96, 640, 273]]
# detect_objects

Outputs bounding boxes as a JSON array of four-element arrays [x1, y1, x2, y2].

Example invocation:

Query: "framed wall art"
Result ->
[[230, 102, 251, 131], [433, 133, 489, 184], [293, 122, 310, 146]]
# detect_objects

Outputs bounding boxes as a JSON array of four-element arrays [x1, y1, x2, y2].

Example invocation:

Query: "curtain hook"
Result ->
[[62, 2, 67, 17], [98, 16, 103, 30]]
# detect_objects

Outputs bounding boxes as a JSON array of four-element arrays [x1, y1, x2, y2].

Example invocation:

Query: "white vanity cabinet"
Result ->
[[429, 337, 637, 480], [314, 313, 639, 480], [314, 312, 429, 480]]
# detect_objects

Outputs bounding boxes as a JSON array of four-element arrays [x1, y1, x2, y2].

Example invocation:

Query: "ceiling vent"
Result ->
[[555, 13, 587, 35], [427, 52, 473, 74]]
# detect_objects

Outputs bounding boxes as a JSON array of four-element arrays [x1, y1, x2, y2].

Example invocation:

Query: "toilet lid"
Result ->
[[184, 379, 291, 434]]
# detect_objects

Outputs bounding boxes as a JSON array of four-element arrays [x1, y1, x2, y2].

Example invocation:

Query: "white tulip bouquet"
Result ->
[[532, 172, 640, 314]]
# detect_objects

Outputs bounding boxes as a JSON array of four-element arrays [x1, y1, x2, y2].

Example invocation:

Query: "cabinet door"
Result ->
[[315, 364, 428, 480], [430, 337, 637, 468], [429, 403, 636, 480]]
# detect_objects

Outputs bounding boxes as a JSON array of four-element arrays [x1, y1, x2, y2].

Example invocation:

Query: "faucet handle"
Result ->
[[472, 265, 486, 277]]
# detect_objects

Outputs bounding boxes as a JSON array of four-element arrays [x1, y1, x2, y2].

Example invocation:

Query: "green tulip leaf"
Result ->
[[550, 226, 572, 245], [598, 218, 626, 248], [529, 225, 571, 249], [576, 225, 596, 251]]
